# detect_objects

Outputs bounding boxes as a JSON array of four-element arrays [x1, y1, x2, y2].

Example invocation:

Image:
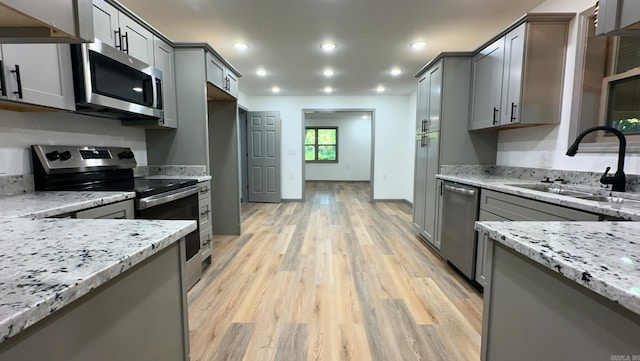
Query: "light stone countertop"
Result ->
[[436, 174, 640, 220], [475, 221, 640, 315], [0, 191, 136, 219], [0, 218, 197, 343]]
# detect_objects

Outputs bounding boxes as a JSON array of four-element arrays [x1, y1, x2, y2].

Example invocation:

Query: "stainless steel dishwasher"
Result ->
[[440, 181, 480, 279]]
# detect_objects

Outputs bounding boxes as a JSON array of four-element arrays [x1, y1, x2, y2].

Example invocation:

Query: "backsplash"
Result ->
[[440, 165, 640, 193], [147, 165, 208, 177], [0, 175, 34, 195], [0, 165, 208, 196]]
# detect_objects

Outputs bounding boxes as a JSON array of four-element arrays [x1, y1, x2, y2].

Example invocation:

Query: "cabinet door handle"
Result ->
[[492, 107, 499, 125], [510, 102, 517, 122], [421, 119, 426, 133], [11, 65, 23, 99], [0, 60, 6, 96], [114, 28, 122, 50], [199, 187, 210, 193], [122, 32, 129, 54]]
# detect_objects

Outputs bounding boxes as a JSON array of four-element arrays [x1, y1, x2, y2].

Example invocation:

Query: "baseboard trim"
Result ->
[[282, 198, 304, 202], [372, 198, 413, 205]]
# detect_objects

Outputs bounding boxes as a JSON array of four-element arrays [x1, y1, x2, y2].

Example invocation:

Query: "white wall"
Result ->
[[497, 0, 640, 174], [244, 95, 414, 200], [304, 116, 371, 181], [0, 109, 147, 175]]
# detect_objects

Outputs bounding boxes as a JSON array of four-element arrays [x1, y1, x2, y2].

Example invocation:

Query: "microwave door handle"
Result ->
[[155, 78, 163, 110]]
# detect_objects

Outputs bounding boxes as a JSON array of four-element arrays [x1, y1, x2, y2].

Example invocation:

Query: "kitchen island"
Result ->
[[0, 217, 197, 361], [475, 221, 640, 361]]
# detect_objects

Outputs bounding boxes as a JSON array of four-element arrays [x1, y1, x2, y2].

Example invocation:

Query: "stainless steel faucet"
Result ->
[[566, 126, 627, 192]]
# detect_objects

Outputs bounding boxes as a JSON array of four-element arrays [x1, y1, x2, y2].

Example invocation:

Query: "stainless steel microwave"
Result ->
[[70, 40, 163, 120]]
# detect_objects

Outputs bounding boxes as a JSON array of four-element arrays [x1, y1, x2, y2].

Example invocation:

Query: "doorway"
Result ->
[[302, 109, 375, 201]]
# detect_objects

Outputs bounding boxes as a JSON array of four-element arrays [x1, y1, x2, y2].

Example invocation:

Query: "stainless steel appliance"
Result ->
[[31, 145, 202, 289], [439, 181, 480, 280], [70, 40, 164, 120]]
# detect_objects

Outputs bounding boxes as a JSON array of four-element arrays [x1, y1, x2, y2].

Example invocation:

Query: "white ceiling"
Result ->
[[117, 0, 547, 96]]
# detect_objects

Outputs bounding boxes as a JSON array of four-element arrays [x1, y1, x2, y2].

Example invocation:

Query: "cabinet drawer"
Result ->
[[74, 200, 134, 219], [480, 189, 599, 221], [198, 181, 211, 201], [199, 203, 211, 229]]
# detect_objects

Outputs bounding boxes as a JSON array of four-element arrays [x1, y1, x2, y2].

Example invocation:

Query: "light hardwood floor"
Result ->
[[188, 181, 482, 361]]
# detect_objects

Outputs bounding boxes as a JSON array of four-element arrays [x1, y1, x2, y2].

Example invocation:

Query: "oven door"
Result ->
[[136, 186, 201, 289]]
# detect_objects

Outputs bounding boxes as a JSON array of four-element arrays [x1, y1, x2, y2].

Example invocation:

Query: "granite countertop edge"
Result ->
[[475, 221, 640, 315], [436, 174, 640, 220], [0, 219, 197, 344]]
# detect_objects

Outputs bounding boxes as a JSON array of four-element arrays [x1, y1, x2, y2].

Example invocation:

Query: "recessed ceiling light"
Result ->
[[362, 114, 369, 119], [234, 42, 249, 51], [271, 86, 280, 93], [376, 85, 385, 93], [411, 41, 427, 50], [323, 68, 334, 77], [390, 67, 402, 76], [323, 86, 333, 94], [256, 68, 268, 77], [321, 42, 337, 52]]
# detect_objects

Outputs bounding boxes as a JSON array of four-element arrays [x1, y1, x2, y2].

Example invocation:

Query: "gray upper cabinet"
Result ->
[[468, 14, 573, 131], [0, 43, 75, 110], [0, 0, 94, 43], [152, 37, 177, 128], [206, 52, 239, 99], [469, 38, 505, 130], [92, 0, 154, 65]]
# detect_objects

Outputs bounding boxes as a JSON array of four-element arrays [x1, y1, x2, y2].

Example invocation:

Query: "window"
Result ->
[[572, 6, 640, 147], [305, 127, 338, 162]]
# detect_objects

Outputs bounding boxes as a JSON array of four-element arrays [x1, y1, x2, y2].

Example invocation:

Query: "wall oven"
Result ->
[[70, 39, 163, 120]]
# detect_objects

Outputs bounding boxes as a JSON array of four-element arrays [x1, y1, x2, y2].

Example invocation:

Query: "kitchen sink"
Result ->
[[505, 184, 595, 197]]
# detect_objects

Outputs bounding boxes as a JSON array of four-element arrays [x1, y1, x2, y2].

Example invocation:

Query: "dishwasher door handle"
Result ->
[[444, 184, 476, 196]]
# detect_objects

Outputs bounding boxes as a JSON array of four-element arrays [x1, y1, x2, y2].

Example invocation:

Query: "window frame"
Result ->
[[304, 126, 339, 163], [570, 5, 640, 153]]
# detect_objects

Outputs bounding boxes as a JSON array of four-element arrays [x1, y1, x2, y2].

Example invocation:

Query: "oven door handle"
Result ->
[[137, 186, 199, 210]]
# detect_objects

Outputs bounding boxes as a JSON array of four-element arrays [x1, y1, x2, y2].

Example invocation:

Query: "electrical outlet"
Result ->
[[539, 153, 552, 168], [383, 174, 388, 181], [289, 174, 294, 180]]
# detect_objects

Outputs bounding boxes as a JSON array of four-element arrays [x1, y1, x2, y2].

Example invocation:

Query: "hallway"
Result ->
[[188, 181, 482, 361]]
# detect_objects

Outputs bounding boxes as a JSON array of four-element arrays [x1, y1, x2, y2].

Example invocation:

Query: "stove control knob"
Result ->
[[59, 151, 72, 161], [118, 151, 135, 159], [45, 151, 60, 161]]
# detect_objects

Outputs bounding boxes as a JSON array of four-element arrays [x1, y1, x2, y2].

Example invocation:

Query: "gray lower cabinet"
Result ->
[[0, 241, 190, 361], [469, 14, 573, 130], [198, 180, 213, 267], [475, 189, 599, 287], [0, 44, 75, 110], [481, 241, 640, 361], [74, 200, 134, 219], [412, 55, 497, 249]]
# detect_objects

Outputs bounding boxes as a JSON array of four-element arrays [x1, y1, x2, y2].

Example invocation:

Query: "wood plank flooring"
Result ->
[[188, 181, 482, 361]]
